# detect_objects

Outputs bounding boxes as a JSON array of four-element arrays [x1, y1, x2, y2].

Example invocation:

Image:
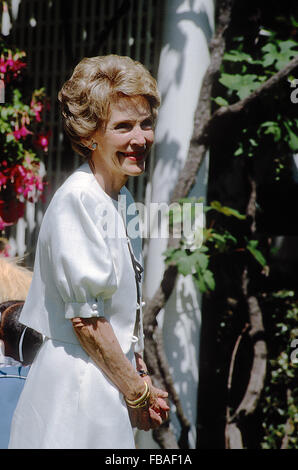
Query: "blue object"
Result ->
[[0, 365, 29, 449]]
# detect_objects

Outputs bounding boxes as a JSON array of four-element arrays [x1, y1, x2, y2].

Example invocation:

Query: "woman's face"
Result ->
[[92, 95, 155, 180]]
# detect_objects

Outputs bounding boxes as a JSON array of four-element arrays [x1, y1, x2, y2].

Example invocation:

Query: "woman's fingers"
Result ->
[[148, 407, 163, 429], [156, 388, 169, 399], [157, 397, 170, 411]]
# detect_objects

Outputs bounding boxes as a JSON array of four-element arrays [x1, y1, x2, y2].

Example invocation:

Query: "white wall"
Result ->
[[136, 0, 215, 449]]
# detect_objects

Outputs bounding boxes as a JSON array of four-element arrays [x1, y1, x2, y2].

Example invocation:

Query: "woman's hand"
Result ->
[[146, 377, 169, 427], [128, 377, 169, 431]]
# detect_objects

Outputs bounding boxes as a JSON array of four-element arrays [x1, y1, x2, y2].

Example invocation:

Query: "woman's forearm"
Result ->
[[71, 316, 146, 401]]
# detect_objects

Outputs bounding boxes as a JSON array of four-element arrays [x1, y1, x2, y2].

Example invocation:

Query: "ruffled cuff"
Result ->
[[65, 298, 105, 319]]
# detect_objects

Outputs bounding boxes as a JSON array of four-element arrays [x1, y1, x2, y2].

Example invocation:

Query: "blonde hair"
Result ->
[[0, 257, 32, 302], [58, 55, 160, 158]]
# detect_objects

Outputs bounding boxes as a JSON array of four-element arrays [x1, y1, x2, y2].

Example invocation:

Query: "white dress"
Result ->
[[8, 163, 144, 449]]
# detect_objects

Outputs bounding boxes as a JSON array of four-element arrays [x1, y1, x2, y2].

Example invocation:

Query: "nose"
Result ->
[[130, 126, 146, 147]]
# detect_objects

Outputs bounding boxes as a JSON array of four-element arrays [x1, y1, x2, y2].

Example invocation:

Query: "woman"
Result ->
[[9, 55, 169, 449], [0, 301, 42, 449]]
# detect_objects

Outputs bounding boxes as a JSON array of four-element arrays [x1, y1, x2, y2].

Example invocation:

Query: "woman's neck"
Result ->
[[88, 159, 128, 200]]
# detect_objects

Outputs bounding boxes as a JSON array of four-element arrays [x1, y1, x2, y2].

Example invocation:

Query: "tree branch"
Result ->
[[199, 54, 298, 146], [171, 55, 298, 204], [229, 177, 267, 424], [230, 269, 267, 421]]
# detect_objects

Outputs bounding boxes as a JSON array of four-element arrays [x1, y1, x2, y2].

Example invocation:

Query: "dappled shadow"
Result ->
[[153, 133, 182, 198], [159, 0, 213, 103], [162, 275, 202, 447]]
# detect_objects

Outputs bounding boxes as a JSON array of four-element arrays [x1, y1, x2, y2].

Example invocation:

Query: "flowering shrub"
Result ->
[[0, 39, 49, 232]]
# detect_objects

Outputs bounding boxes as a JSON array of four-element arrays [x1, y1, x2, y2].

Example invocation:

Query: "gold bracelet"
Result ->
[[125, 381, 150, 408], [128, 397, 149, 409]]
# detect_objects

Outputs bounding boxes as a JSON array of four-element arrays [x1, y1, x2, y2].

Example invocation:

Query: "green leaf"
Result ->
[[261, 43, 278, 67], [210, 200, 246, 220], [284, 121, 298, 151], [163, 247, 177, 261], [261, 40, 298, 71], [234, 143, 244, 156], [213, 96, 229, 107], [176, 252, 195, 276], [290, 15, 298, 28], [218, 73, 264, 100], [223, 49, 262, 65], [178, 251, 209, 276], [259, 121, 282, 142], [246, 240, 267, 267], [203, 269, 215, 290], [165, 250, 195, 276], [194, 276, 207, 293], [193, 251, 209, 270]]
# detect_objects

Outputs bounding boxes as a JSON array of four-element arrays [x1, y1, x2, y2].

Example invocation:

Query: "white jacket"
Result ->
[[19, 162, 144, 355]]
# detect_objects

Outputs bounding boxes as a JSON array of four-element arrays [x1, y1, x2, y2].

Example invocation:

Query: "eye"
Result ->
[[114, 122, 132, 131], [141, 118, 153, 130]]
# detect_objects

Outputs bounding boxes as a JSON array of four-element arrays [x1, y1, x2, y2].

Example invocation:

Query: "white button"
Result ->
[[131, 335, 139, 343], [141, 301, 146, 307], [91, 303, 97, 310]]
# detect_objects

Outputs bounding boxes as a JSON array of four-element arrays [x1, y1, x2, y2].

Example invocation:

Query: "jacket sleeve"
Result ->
[[45, 189, 118, 319]]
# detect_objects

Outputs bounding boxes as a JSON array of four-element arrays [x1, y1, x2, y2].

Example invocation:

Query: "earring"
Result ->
[[91, 142, 97, 150]]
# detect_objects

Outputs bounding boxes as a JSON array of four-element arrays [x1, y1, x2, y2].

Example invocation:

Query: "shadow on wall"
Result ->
[[159, 0, 213, 102], [163, 274, 202, 447], [153, 0, 214, 200], [152, 134, 182, 196]]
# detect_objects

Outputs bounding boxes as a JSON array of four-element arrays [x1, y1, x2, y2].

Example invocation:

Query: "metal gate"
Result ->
[[5, 0, 164, 262]]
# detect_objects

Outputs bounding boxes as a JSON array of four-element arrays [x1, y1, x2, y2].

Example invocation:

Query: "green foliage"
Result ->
[[246, 239, 267, 267], [260, 292, 298, 449], [189, 11, 298, 448], [217, 36, 298, 102], [163, 198, 267, 293], [214, 30, 298, 182], [218, 72, 266, 100], [0, 38, 50, 231]]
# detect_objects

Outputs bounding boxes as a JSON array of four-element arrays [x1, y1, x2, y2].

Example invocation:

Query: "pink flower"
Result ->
[[11, 59, 26, 72], [30, 100, 43, 122], [19, 125, 32, 137], [34, 131, 51, 152], [0, 171, 7, 186], [8, 163, 45, 203], [13, 125, 33, 140], [12, 128, 21, 139]]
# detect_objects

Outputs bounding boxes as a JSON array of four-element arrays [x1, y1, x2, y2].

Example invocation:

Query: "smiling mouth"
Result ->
[[118, 152, 146, 161]]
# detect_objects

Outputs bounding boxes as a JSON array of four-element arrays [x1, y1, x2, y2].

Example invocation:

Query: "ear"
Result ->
[[81, 138, 92, 149]]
